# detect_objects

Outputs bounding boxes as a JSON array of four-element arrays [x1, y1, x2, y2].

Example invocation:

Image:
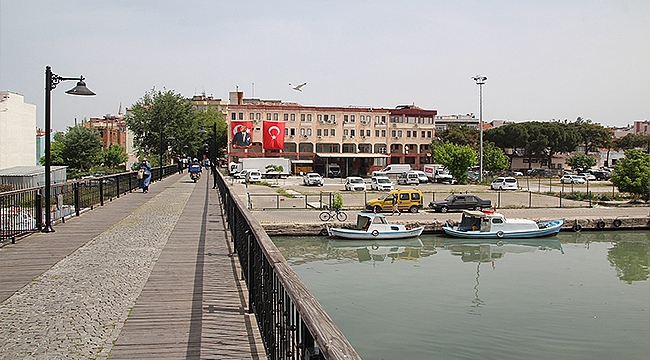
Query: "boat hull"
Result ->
[[442, 219, 564, 239], [328, 226, 424, 240]]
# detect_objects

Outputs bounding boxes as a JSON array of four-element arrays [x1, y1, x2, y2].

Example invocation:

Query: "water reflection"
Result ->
[[328, 238, 424, 264], [443, 238, 564, 263]]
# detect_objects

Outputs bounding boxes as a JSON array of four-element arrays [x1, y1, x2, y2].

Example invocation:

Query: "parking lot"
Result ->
[[225, 174, 615, 211]]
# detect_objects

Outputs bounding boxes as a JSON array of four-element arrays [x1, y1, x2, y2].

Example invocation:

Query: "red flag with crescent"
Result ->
[[230, 120, 253, 148], [262, 120, 285, 150]]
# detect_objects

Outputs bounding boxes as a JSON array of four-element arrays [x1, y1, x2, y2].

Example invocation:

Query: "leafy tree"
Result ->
[[100, 144, 128, 168], [436, 125, 478, 148], [610, 149, 650, 202], [565, 153, 597, 173], [572, 117, 612, 154], [432, 142, 477, 184], [40, 132, 66, 166], [484, 123, 528, 156], [265, 164, 284, 183], [125, 88, 203, 163], [482, 142, 510, 173], [62, 125, 103, 171], [195, 108, 228, 160]]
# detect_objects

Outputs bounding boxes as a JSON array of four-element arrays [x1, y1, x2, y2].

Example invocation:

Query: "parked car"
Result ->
[[560, 174, 586, 184], [370, 176, 394, 191], [246, 169, 262, 183], [365, 189, 423, 213], [429, 194, 492, 213], [577, 173, 596, 181], [527, 169, 554, 178], [397, 172, 419, 185], [303, 172, 324, 186], [233, 169, 250, 179], [589, 170, 611, 181], [434, 169, 454, 183], [490, 176, 518, 190], [412, 171, 429, 183], [344, 176, 367, 191]]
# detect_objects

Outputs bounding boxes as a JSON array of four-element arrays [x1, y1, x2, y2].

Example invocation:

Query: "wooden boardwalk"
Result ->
[[0, 172, 265, 359]]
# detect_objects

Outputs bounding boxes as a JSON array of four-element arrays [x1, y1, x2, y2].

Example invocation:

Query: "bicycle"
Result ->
[[319, 207, 347, 222]]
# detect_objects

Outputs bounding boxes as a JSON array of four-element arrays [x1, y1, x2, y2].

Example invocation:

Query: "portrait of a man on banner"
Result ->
[[231, 121, 253, 148]]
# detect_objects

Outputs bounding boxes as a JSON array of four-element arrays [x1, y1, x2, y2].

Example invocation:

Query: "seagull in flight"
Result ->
[[289, 82, 307, 92]]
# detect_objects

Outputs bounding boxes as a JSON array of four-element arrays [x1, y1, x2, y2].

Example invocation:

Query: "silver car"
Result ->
[[561, 175, 586, 184], [303, 172, 324, 186]]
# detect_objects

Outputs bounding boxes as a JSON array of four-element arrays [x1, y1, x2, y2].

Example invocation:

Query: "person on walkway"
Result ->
[[210, 158, 218, 189], [137, 158, 152, 193], [391, 195, 400, 216]]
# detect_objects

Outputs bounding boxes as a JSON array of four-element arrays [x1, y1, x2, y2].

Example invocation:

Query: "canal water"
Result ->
[[272, 231, 650, 360]]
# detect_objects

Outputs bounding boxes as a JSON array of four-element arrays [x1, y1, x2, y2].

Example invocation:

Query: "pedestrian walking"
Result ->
[[137, 158, 152, 193], [391, 195, 400, 216]]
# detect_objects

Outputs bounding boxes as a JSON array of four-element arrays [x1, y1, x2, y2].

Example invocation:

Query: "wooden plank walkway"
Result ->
[[0, 172, 265, 359]]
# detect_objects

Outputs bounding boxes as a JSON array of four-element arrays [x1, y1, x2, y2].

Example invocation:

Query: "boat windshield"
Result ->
[[373, 216, 387, 224]]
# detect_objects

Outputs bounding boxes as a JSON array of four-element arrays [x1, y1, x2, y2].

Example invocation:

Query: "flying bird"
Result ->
[[289, 82, 307, 92]]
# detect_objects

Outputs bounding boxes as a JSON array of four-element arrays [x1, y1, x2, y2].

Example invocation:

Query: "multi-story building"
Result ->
[[84, 114, 128, 150], [0, 91, 37, 168], [226, 91, 438, 176]]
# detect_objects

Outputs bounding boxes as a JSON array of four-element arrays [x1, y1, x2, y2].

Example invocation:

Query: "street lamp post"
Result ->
[[43, 65, 95, 232], [472, 75, 487, 182]]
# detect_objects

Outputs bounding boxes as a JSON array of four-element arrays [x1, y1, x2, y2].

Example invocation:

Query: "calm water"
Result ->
[[272, 231, 650, 360]]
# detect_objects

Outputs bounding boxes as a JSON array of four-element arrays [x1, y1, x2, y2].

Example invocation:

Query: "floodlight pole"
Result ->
[[473, 75, 487, 182]]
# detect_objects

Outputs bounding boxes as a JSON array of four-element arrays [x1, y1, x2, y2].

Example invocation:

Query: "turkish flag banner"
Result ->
[[230, 120, 253, 148], [262, 121, 286, 150]]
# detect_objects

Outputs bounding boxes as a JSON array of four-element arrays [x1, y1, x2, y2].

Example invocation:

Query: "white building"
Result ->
[[0, 91, 37, 169]]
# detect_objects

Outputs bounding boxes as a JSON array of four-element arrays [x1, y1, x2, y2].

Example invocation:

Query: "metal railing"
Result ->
[[0, 165, 177, 244], [216, 170, 361, 360]]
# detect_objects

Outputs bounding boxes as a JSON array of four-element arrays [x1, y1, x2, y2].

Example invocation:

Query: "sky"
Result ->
[[1, 0, 648, 132]]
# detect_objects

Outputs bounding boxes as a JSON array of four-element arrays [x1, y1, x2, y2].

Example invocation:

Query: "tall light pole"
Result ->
[[43, 66, 95, 232], [472, 75, 487, 182]]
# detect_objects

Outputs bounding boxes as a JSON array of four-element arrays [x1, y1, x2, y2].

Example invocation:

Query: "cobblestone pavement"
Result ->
[[0, 180, 193, 359]]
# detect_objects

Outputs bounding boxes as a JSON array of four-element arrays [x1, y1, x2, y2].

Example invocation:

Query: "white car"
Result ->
[[578, 173, 596, 181], [344, 177, 367, 191], [561, 175, 586, 184], [233, 169, 250, 179], [303, 172, 324, 186], [490, 176, 518, 190], [412, 171, 429, 183], [371, 176, 394, 191], [246, 169, 262, 183], [397, 172, 420, 185]]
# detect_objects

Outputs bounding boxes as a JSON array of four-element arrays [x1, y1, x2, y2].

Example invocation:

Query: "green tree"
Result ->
[[610, 149, 650, 202], [62, 125, 103, 171], [483, 142, 510, 173], [436, 125, 478, 147], [100, 144, 128, 168], [572, 118, 612, 154], [125, 88, 203, 162], [265, 164, 284, 183], [432, 142, 477, 184], [40, 132, 66, 166], [565, 153, 597, 173], [196, 108, 228, 160]]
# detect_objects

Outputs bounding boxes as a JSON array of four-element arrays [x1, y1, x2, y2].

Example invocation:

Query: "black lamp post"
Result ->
[[43, 65, 95, 232]]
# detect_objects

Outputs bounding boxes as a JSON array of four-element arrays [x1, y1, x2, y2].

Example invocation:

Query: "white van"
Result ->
[[397, 172, 419, 185], [381, 164, 411, 175]]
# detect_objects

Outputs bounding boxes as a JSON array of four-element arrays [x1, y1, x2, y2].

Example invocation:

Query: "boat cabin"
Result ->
[[356, 213, 402, 232], [458, 210, 539, 233]]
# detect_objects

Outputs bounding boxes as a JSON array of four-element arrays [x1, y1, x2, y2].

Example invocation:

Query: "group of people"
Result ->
[[136, 156, 219, 193]]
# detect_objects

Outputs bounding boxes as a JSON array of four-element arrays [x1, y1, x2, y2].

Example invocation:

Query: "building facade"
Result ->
[[226, 91, 439, 176], [0, 91, 37, 168]]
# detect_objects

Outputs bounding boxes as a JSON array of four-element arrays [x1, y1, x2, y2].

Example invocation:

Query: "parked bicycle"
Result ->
[[319, 206, 347, 222]]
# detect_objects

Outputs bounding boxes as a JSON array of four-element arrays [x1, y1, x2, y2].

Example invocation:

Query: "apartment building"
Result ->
[[0, 91, 37, 168], [226, 91, 439, 176]]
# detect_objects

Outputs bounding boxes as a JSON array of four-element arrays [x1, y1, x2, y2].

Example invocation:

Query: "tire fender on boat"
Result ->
[[613, 219, 622, 228], [572, 223, 582, 232], [372, 230, 379, 237], [371, 243, 379, 250], [320, 228, 329, 236], [496, 231, 504, 238], [596, 220, 606, 229]]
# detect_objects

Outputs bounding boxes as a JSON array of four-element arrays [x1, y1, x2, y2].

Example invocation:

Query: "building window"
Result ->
[[331, 115, 335, 122], [359, 144, 371, 153], [351, 129, 356, 137], [392, 130, 397, 137], [342, 144, 356, 153], [324, 114, 329, 122], [427, 131, 432, 138], [317, 114, 322, 122], [249, 113, 255, 120], [308, 114, 312, 121], [284, 114, 289, 121], [382, 130, 386, 137], [398, 130, 403, 137], [307, 128, 312, 136], [291, 114, 296, 121], [344, 115, 349, 122], [256, 113, 261, 120], [290, 128, 296, 136], [366, 130, 371, 137], [421, 131, 426, 138], [317, 129, 322, 136], [324, 129, 329, 136], [285, 128, 289, 136], [301, 114, 306, 121], [331, 129, 336, 136], [300, 128, 306, 136], [344, 129, 349, 136], [350, 115, 355, 122], [413, 131, 417, 138], [231, 113, 236, 120], [360, 115, 364, 122], [375, 130, 380, 137], [407, 131, 411, 137], [273, 113, 279, 120], [267, 113, 272, 120]]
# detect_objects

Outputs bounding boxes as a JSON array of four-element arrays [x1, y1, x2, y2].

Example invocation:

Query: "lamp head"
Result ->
[[65, 77, 96, 96]]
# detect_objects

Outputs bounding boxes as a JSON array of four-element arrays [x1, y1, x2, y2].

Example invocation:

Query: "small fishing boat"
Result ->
[[442, 210, 564, 239], [327, 213, 424, 240]]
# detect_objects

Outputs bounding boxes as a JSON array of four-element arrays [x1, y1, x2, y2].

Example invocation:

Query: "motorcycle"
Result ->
[[189, 164, 202, 183]]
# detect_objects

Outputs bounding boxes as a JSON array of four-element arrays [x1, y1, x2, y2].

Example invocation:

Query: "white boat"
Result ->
[[442, 210, 564, 239], [327, 213, 424, 240]]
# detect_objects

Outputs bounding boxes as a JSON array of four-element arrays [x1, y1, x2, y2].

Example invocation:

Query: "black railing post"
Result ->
[[35, 190, 43, 231], [99, 179, 104, 206], [74, 183, 80, 216], [116, 176, 120, 198]]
